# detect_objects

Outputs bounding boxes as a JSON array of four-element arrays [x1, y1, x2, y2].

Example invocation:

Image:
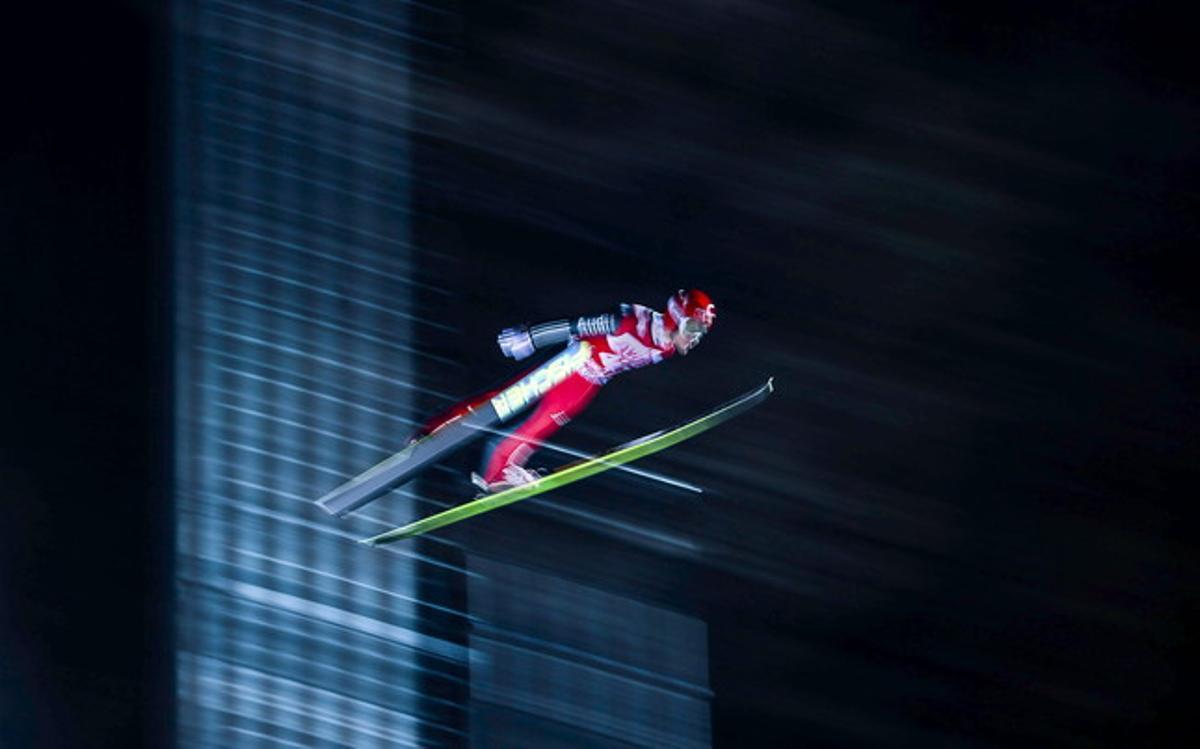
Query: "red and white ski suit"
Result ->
[[480, 304, 676, 482]]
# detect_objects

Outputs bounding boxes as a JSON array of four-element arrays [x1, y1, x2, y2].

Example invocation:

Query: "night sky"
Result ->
[[3, 4, 166, 748], [3, 1, 1197, 747]]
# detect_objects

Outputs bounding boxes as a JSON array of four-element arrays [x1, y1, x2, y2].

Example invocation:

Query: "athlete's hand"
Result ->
[[497, 325, 536, 360]]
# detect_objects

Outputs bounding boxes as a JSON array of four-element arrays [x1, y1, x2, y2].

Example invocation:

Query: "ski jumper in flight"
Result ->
[[416, 289, 717, 493]]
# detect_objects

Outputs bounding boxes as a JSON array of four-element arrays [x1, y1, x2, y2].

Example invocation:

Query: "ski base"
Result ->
[[360, 377, 774, 545]]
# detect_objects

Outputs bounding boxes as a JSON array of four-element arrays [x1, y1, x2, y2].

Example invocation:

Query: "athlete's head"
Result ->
[[667, 288, 716, 355]]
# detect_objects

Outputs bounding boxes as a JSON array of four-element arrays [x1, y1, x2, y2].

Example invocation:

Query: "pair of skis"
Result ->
[[315, 363, 774, 544]]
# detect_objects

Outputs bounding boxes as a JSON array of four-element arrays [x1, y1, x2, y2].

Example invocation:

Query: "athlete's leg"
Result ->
[[411, 365, 538, 441], [481, 373, 601, 483]]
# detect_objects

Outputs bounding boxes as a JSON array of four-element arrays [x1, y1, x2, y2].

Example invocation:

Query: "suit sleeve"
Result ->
[[526, 305, 627, 350]]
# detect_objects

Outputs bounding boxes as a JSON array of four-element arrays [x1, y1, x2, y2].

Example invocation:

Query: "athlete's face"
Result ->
[[672, 318, 706, 355]]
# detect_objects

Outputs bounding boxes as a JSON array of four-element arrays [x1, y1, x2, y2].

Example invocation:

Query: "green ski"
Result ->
[[360, 377, 774, 545]]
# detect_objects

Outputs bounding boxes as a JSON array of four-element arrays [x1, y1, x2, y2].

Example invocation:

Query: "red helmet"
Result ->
[[667, 288, 717, 332]]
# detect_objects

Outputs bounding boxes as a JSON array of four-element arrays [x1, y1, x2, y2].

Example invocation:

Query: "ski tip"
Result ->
[[766, 376, 775, 392], [358, 537, 380, 547]]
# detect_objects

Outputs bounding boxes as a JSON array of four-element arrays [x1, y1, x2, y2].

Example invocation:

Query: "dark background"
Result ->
[[3, 1, 1197, 746], [2, 3, 169, 747]]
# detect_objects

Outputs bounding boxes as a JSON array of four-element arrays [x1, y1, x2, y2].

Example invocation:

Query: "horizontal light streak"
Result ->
[[189, 485, 476, 577], [182, 654, 432, 746], [211, 257, 452, 332], [202, 138, 411, 212], [209, 42, 440, 120], [199, 354, 421, 426], [208, 1, 420, 74], [178, 595, 464, 693], [230, 546, 478, 622], [205, 320, 456, 392], [230, 581, 466, 662], [202, 185, 444, 259], [211, 222, 448, 295], [276, 0, 449, 47]]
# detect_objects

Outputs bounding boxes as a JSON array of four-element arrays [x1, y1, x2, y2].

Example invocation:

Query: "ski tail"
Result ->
[[316, 407, 497, 517]]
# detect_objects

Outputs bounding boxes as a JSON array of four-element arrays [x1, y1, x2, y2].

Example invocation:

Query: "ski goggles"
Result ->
[[677, 318, 706, 351], [680, 318, 707, 337]]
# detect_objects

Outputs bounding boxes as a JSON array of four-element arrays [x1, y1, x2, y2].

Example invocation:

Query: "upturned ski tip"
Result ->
[[766, 376, 775, 392]]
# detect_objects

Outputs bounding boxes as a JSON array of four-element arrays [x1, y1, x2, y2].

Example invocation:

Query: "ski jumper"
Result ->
[[481, 304, 676, 483]]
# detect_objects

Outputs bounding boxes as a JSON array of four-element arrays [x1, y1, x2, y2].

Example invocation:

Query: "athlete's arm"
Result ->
[[497, 305, 631, 360]]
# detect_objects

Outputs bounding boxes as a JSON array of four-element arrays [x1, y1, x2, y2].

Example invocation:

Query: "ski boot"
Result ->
[[470, 464, 544, 495]]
